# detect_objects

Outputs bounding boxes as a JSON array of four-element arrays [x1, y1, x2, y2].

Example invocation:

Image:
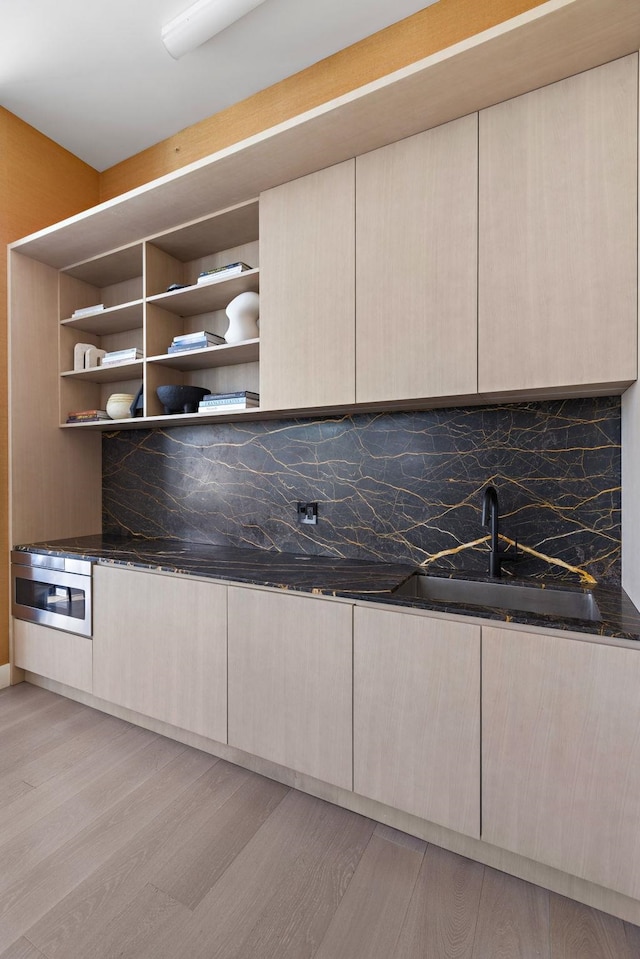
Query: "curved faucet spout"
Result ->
[[482, 485, 502, 578]]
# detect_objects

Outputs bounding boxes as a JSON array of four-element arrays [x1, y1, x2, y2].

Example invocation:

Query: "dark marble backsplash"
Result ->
[[103, 397, 621, 586]]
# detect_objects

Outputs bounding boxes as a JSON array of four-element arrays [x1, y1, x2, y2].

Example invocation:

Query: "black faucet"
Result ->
[[481, 485, 518, 578]]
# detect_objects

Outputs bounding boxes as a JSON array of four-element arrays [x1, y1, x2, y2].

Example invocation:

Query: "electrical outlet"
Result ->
[[297, 502, 318, 525]]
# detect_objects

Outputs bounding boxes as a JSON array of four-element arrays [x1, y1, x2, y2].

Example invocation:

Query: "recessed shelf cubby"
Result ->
[[58, 199, 260, 428]]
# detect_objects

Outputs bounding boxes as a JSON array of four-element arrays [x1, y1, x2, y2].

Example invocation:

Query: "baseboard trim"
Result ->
[[22, 671, 640, 926], [0, 664, 11, 690]]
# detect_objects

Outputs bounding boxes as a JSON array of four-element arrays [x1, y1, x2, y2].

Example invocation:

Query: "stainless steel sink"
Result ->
[[393, 573, 601, 621]]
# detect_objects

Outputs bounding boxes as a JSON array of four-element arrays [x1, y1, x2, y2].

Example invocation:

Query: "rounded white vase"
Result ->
[[225, 291, 259, 345], [106, 393, 134, 420]]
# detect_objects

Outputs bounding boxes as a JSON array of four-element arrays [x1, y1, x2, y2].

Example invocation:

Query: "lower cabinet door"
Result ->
[[353, 606, 480, 837], [227, 586, 353, 790], [483, 626, 640, 899], [13, 618, 93, 693], [93, 565, 227, 743]]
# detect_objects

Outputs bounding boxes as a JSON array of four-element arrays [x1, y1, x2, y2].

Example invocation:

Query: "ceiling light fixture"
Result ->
[[162, 0, 268, 59]]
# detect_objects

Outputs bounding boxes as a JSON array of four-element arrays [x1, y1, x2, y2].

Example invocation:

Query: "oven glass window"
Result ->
[[15, 578, 86, 620]]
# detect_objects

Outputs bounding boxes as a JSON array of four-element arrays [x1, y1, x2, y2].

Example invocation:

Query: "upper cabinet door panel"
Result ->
[[479, 54, 638, 394], [259, 160, 356, 411], [356, 113, 478, 403]]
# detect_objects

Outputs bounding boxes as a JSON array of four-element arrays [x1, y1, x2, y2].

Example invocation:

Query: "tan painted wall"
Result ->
[[1, 0, 546, 666], [0, 109, 100, 665], [100, 0, 546, 200]]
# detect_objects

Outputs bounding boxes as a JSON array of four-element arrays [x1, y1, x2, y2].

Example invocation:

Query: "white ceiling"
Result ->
[[0, 0, 439, 171]]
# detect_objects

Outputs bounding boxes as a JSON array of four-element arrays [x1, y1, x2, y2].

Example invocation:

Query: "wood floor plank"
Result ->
[[393, 844, 485, 959], [225, 804, 376, 959], [0, 777, 34, 811], [550, 893, 632, 959], [0, 711, 122, 811], [18, 712, 127, 788], [0, 685, 56, 726], [27, 762, 271, 959], [154, 771, 289, 909], [121, 790, 375, 959], [0, 698, 89, 774], [375, 822, 430, 852], [0, 734, 203, 898], [75, 884, 192, 959], [0, 940, 47, 959], [624, 921, 640, 955], [472, 867, 550, 959], [0, 723, 156, 846], [2, 705, 107, 776], [311, 828, 426, 959], [0, 743, 215, 951]]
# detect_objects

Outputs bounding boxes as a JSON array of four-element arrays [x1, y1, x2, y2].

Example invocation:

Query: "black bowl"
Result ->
[[156, 385, 211, 415]]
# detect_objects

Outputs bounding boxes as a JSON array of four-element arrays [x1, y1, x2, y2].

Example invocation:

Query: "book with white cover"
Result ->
[[196, 262, 252, 285], [72, 304, 105, 318]]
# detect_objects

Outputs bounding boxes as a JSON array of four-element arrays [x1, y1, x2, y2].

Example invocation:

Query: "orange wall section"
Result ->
[[100, 0, 547, 201], [0, 108, 100, 667]]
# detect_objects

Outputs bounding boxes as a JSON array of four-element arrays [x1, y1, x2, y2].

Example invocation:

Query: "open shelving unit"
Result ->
[[58, 199, 260, 428]]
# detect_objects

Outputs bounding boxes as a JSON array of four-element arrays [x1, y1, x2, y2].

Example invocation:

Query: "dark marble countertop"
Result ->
[[13, 535, 640, 643]]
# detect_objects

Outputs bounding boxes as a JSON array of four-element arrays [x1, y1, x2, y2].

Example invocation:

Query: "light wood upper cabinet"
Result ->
[[478, 54, 638, 394], [483, 626, 640, 900], [353, 605, 480, 838], [227, 586, 353, 789], [93, 565, 227, 742], [356, 114, 478, 403], [259, 161, 356, 410]]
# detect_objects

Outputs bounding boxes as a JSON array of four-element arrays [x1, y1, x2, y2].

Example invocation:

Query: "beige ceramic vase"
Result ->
[[106, 393, 134, 420]]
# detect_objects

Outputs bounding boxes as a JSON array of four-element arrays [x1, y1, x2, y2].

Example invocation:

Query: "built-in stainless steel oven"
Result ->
[[11, 551, 93, 638]]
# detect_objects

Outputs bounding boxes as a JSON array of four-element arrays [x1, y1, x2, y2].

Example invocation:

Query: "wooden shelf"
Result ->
[[60, 407, 265, 429], [61, 300, 143, 334], [60, 360, 144, 383], [148, 200, 259, 261], [147, 270, 259, 316], [63, 244, 143, 287], [147, 339, 259, 371]]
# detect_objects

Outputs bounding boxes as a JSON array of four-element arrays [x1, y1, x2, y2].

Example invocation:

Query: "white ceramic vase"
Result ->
[[225, 291, 259, 345], [106, 393, 134, 420]]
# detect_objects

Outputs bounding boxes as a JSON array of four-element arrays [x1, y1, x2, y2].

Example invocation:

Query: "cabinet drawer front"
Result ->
[[354, 606, 480, 837], [93, 566, 227, 743], [228, 587, 353, 790], [483, 626, 640, 900], [13, 618, 92, 693]]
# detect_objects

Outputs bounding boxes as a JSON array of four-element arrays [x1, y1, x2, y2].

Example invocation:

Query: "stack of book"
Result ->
[[71, 304, 105, 319], [101, 348, 143, 366], [197, 262, 252, 285], [198, 391, 260, 413], [168, 331, 225, 354], [66, 409, 110, 424]]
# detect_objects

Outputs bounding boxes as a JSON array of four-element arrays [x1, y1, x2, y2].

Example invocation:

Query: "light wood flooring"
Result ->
[[1, 683, 639, 959]]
